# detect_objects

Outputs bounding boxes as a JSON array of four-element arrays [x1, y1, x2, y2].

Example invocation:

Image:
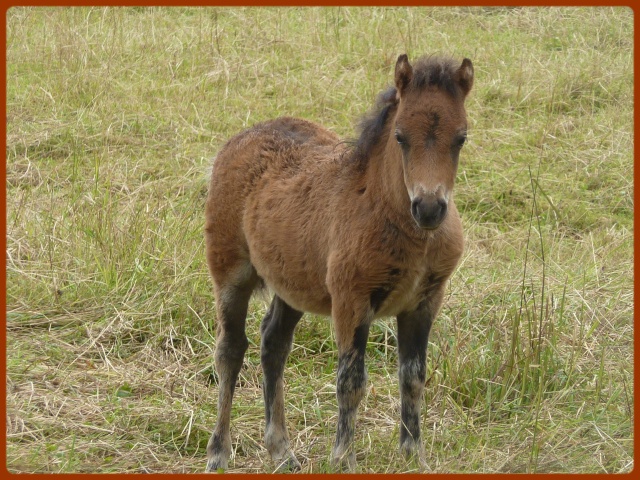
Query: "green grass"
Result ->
[[6, 6, 633, 473]]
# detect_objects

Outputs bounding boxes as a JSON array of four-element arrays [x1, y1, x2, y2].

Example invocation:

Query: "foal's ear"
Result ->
[[455, 58, 474, 98], [394, 54, 413, 98]]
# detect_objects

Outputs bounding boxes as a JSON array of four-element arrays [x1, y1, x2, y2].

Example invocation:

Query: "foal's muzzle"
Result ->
[[411, 196, 448, 230]]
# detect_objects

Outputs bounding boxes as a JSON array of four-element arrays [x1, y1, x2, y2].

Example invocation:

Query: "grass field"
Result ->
[[5, 6, 634, 473]]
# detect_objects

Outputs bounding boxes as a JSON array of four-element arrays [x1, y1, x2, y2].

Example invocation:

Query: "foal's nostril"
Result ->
[[411, 198, 420, 219], [437, 198, 447, 217]]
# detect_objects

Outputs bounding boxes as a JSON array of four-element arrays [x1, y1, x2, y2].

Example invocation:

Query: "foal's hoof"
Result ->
[[206, 432, 231, 473], [330, 450, 356, 473], [205, 448, 230, 473], [205, 457, 228, 473], [273, 451, 302, 473], [400, 441, 430, 472]]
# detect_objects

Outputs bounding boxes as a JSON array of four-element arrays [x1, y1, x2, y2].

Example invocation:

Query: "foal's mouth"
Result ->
[[413, 218, 445, 230]]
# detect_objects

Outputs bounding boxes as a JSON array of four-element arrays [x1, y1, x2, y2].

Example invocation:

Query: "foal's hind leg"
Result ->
[[260, 295, 303, 472], [206, 275, 256, 472]]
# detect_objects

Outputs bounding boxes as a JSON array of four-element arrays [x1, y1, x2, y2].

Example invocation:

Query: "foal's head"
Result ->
[[392, 55, 473, 230]]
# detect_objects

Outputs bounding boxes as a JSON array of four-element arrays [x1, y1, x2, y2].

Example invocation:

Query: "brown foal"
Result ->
[[204, 54, 473, 472]]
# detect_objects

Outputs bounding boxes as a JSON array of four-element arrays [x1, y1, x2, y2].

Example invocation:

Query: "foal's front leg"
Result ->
[[395, 289, 444, 470], [330, 302, 371, 472]]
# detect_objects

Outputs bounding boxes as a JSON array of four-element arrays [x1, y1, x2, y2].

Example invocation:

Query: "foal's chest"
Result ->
[[372, 261, 431, 318], [364, 221, 461, 319]]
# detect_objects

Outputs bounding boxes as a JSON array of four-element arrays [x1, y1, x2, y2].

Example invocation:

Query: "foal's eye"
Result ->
[[395, 131, 407, 145], [454, 134, 467, 148]]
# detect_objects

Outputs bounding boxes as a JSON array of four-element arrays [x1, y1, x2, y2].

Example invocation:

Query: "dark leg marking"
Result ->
[[396, 305, 433, 467], [261, 295, 303, 472], [332, 322, 370, 472]]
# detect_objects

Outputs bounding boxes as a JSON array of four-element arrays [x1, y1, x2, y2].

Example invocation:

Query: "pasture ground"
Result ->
[[6, 7, 634, 473]]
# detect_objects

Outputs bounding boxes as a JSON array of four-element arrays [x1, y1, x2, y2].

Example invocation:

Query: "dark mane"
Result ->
[[349, 86, 398, 169], [348, 56, 462, 169]]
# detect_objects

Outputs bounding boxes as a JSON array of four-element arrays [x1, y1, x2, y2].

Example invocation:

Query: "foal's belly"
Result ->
[[248, 242, 333, 316], [270, 280, 333, 316], [244, 186, 334, 316]]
